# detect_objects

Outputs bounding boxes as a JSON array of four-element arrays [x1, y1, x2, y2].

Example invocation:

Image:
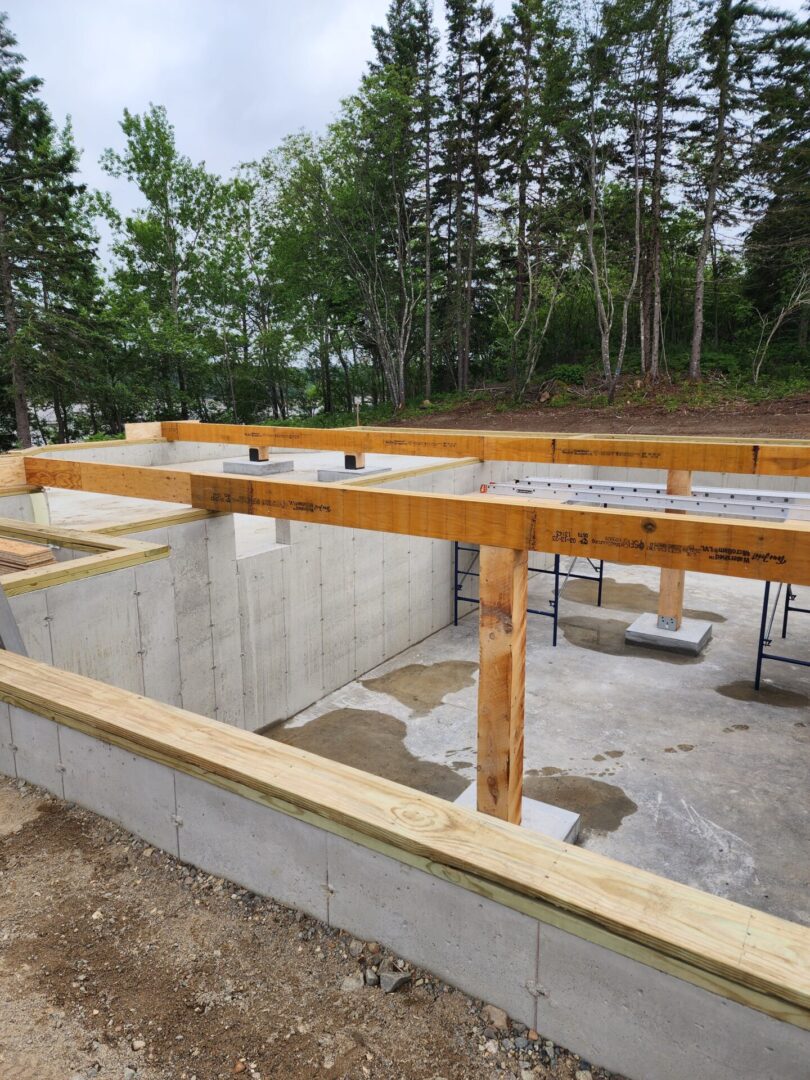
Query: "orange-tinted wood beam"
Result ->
[[658, 469, 692, 630], [22, 457, 810, 586], [477, 546, 527, 824], [160, 420, 810, 477]]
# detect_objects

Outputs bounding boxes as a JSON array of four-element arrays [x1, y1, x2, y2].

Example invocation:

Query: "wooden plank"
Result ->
[[0, 649, 807, 1027], [658, 470, 692, 629], [124, 422, 164, 442], [0, 453, 28, 490], [160, 420, 810, 477], [22, 457, 810, 586], [477, 546, 527, 823]]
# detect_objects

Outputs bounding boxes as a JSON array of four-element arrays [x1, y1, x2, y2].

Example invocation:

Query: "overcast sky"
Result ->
[[2, 0, 506, 217], [4, 0, 804, 219]]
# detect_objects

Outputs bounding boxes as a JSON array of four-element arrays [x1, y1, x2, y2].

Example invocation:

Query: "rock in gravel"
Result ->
[[364, 968, 380, 986], [575, 1071, 593, 1080], [340, 971, 365, 992], [348, 938, 365, 957], [379, 968, 411, 993], [481, 1004, 509, 1030], [131, 1038, 146, 1051], [123, 1069, 137, 1080]]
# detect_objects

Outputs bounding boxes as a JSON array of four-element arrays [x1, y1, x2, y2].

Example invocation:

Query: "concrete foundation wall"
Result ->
[[1, 703, 805, 1080], [35, 439, 240, 467]]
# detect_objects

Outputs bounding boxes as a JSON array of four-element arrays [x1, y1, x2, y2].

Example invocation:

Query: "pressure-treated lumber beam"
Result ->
[[0, 649, 807, 1028], [658, 469, 692, 630], [22, 457, 810, 586], [160, 420, 810, 477], [477, 546, 527, 824]]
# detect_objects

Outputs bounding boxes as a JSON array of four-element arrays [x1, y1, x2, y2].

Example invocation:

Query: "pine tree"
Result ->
[[438, 0, 500, 391], [746, 9, 810, 351], [0, 14, 92, 446], [686, 0, 784, 381]]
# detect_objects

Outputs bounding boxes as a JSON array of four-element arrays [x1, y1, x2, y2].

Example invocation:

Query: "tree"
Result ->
[[495, 0, 578, 397], [746, 8, 810, 351], [0, 14, 95, 446], [686, 0, 784, 381], [101, 105, 223, 419]]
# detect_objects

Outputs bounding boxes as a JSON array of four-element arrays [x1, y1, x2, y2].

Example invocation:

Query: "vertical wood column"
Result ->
[[657, 469, 692, 630], [477, 545, 528, 824]]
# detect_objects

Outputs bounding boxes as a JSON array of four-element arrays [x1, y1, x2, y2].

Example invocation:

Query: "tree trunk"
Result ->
[[0, 206, 32, 447], [424, 70, 433, 401], [689, 73, 728, 382]]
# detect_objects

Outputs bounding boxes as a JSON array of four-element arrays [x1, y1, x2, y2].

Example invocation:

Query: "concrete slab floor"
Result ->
[[270, 564, 810, 927]]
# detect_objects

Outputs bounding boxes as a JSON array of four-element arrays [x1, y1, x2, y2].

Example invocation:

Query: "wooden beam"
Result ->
[[658, 469, 692, 630], [477, 546, 527, 824], [0, 516, 168, 595], [0, 453, 28, 491], [160, 420, 810, 477], [124, 421, 164, 442], [0, 649, 807, 1027], [22, 457, 810, 586]]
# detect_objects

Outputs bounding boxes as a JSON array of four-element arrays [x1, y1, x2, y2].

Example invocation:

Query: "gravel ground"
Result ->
[[0, 776, 624, 1080]]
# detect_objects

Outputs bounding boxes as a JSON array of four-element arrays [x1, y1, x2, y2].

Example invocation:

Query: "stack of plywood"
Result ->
[[0, 538, 56, 575]]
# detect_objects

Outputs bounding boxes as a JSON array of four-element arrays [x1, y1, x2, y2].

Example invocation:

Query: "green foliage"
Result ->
[[0, 2, 808, 448]]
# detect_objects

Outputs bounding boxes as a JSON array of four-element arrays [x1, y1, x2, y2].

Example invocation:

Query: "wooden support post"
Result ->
[[477, 545, 527, 825], [249, 446, 270, 462], [657, 469, 692, 630], [344, 451, 366, 470]]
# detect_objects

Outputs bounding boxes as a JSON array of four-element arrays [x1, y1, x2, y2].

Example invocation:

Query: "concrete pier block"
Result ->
[[59, 726, 179, 854], [454, 783, 580, 843], [223, 458, 294, 476], [625, 612, 713, 655], [317, 466, 391, 483], [174, 773, 329, 921], [327, 832, 539, 1027]]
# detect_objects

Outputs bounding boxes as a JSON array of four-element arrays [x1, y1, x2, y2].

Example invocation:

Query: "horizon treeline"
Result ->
[[0, 1, 808, 446]]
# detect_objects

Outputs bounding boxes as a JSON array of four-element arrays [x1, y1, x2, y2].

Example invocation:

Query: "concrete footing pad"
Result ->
[[317, 466, 392, 483], [625, 612, 713, 655], [454, 783, 580, 843], [223, 458, 294, 476]]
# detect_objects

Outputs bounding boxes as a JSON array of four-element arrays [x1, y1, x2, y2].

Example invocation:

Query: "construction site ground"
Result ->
[[0, 777, 619, 1080]]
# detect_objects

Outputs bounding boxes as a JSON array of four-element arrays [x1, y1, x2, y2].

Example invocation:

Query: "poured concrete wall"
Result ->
[[1, 702, 806, 1080]]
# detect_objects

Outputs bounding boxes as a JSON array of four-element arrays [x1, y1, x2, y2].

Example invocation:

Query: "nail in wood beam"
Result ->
[[477, 545, 527, 824], [657, 469, 692, 630]]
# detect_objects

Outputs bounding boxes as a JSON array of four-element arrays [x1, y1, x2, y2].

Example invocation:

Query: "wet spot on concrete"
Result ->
[[664, 747, 676, 753], [527, 766, 566, 777], [562, 577, 726, 622], [592, 754, 605, 762], [362, 660, 478, 716], [604, 750, 624, 758], [523, 775, 638, 835], [559, 616, 702, 664], [677, 743, 694, 752], [715, 680, 809, 709], [450, 760, 474, 770], [269, 709, 467, 800], [722, 723, 750, 732]]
